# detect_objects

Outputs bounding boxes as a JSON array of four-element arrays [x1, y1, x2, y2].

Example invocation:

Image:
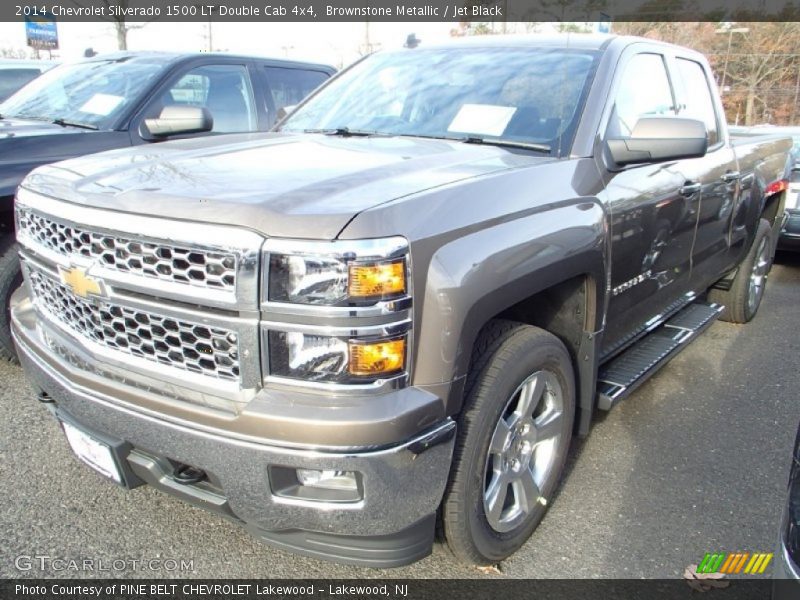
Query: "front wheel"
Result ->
[[0, 234, 21, 363], [442, 321, 575, 565], [709, 218, 772, 323]]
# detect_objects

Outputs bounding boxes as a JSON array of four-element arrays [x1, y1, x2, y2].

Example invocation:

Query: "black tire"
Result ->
[[442, 320, 575, 565], [0, 234, 21, 363], [708, 218, 772, 324]]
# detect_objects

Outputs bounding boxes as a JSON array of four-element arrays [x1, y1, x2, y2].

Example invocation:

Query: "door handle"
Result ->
[[679, 182, 702, 196], [721, 171, 741, 183]]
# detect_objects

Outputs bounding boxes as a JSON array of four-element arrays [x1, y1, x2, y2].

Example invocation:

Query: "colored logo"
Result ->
[[697, 552, 773, 575], [58, 265, 105, 299]]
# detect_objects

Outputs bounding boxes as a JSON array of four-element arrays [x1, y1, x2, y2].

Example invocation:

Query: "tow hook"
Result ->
[[172, 463, 207, 485]]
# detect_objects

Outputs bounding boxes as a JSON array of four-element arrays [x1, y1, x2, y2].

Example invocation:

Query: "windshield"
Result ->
[[281, 46, 599, 155], [0, 58, 167, 129]]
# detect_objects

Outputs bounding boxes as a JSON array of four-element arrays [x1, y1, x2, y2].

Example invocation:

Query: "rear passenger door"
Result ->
[[260, 65, 330, 126], [668, 54, 740, 288]]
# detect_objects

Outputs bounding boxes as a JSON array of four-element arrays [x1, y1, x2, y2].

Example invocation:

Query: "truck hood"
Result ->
[[23, 132, 550, 239]]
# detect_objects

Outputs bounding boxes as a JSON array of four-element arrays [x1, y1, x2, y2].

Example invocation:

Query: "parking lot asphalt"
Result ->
[[1, 254, 798, 580]]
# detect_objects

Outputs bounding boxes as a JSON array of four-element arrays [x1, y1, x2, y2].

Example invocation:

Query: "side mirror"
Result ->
[[276, 104, 297, 122], [607, 117, 708, 166], [142, 105, 213, 138]]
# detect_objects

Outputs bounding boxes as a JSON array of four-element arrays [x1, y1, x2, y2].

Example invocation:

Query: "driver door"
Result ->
[[133, 62, 260, 143]]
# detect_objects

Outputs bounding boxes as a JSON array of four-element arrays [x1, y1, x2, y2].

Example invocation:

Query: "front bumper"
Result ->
[[11, 290, 456, 568], [772, 541, 800, 599], [774, 540, 800, 579]]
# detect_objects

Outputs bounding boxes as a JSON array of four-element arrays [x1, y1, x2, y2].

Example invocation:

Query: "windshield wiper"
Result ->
[[460, 136, 551, 153], [52, 118, 98, 131], [10, 114, 98, 130], [303, 127, 377, 137]]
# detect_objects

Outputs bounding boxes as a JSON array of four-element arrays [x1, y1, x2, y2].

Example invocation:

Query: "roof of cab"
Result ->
[[77, 51, 335, 73], [0, 58, 58, 70], [395, 33, 704, 56]]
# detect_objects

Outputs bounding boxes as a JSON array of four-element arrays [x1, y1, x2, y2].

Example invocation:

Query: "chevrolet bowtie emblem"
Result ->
[[58, 266, 105, 299]]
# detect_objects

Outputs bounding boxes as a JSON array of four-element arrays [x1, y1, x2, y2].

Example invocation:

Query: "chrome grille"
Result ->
[[27, 269, 240, 381], [17, 207, 237, 291]]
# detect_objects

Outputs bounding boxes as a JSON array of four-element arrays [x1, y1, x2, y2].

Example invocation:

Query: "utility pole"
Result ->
[[714, 26, 749, 95], [195, 3, 215, 51], [793, 59, 800, 124], [360, 17, 380, 55]]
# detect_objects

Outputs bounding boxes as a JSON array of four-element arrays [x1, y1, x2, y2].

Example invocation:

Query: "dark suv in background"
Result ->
[[774, 420, 800, 597], [0, 59, 56, 102], [0, 51, 335, 361], [730, 125, 800, 251]]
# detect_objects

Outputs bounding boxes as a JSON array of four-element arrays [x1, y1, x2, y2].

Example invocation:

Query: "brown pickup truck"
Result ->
[[10, 35, 792, 568]]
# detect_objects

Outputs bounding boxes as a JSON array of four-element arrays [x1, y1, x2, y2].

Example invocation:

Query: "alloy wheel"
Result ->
[[482, 370, 564, 533], [747, 236, 770, 315]]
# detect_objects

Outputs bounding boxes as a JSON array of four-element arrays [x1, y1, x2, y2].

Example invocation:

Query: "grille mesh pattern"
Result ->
[[28, 269, 240, 381], [17, 208, 237, 290]]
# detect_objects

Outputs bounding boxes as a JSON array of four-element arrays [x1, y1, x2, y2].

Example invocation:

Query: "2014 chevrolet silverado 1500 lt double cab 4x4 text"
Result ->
[[10, 35, 792, 567], [0, 52, 335, 362]]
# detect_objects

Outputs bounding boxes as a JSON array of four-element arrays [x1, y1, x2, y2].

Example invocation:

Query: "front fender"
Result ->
[[415, 199, 606, 414], [339, 157, 609, 418]]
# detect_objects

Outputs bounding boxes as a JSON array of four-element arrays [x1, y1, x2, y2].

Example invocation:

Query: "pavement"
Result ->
[[1, 254, 798, 580]]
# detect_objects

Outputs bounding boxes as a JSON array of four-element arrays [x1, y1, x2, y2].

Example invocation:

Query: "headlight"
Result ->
[[267, 331, 407, 384], [264, 237, 409, 306], [262, 237, 412, 386]]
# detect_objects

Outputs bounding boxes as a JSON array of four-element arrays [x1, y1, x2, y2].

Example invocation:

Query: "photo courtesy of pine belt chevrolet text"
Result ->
[[8, 34, 794, 567]]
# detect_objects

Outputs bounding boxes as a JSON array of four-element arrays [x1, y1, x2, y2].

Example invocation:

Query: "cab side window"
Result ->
[[264, 67, 328, 113], [607, 53, 676, 138], [674, 58, 719, 146], [156, 64, 257, 134]]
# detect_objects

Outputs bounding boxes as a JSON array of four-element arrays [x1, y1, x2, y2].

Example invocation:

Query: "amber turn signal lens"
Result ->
[[348, 338, 405, 376], [348, 260, 405, 298]]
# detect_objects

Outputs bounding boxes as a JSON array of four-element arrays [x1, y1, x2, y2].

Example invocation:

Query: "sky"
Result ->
[[0, 21, 518, 68]]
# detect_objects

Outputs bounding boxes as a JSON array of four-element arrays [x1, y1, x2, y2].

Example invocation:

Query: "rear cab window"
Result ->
[[606, 53, 676, 139], [672, 58, 721, 147]]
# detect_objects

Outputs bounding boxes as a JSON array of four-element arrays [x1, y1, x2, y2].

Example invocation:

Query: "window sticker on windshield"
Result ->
[[448, 104, 517, 137], [78, 93, 124, 116]]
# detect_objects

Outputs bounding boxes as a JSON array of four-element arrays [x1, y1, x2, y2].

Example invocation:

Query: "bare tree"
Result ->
[[613, 22, 800, 126], [612, 22, 719, 50], [723, 23, 800, 125], [71, 0, 152, 50], [556, 23, 592, 33], [0, 47, 30, 59]]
